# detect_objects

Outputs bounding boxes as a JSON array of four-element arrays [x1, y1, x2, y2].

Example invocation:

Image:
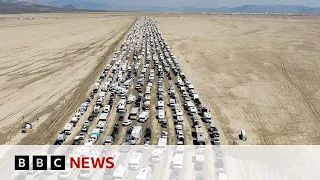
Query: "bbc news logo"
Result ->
[[15, 156, 65, 170], [15, 155, 114, 170]]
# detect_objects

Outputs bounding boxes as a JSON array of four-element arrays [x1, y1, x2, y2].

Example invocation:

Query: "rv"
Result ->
[[138, 111, 150, 123], [113, 164, 128, 180], [129, 152, 143, 170], [129, 107, 140, 120]]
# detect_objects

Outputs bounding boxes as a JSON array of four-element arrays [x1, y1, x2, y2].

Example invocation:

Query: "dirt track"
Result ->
[[156, 15, 320, 145], [0, 13, 136, 144]]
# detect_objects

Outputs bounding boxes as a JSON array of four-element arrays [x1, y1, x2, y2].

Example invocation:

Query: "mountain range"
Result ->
[[1, 0, 320, 13], [47, 2, 320, 12]]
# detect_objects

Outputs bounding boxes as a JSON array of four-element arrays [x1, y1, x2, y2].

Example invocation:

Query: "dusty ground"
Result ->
[[0, 13, 136, 144], [156, 15, 320, 145]]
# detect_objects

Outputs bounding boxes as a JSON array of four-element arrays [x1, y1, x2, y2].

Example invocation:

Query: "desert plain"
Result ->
[[0, 13, 320, 145]]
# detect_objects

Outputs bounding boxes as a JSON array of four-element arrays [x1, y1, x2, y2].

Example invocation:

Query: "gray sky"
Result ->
[[42, 0, 320, 8]]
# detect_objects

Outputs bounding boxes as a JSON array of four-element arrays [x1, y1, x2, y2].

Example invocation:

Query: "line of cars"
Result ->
[[150, 21, 222, 145]]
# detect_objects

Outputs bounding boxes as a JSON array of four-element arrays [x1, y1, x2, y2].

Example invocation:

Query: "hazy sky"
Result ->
[[43, 0, 320, 8]]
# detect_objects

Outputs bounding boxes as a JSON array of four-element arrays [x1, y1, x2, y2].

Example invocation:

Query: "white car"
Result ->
[[122, 120, 132, 126], [103, 105, 110, 113]]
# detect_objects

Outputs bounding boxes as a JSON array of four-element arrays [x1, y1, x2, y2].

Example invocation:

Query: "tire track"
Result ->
[[280, 58, 320, 129], [18, 19, 137, 145]]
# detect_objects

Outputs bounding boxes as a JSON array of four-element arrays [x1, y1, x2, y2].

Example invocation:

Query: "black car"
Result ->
[[88, 116, 94, 121], [72, 140, 80, 145], [114, 123, 119, 130], [113, 124, 119, 134], [54, 140, 63, 145]]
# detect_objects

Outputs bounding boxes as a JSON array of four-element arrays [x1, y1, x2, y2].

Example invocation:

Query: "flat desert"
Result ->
[[156, 15, 320, 144], [0, 13, 320, 145], [0, 13, 136, 144]]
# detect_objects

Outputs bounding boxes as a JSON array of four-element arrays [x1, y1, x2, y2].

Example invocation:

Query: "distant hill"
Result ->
[[0, 3, 107, 14], [1, 2, 320, 13], [44, 1, 320, 12], [208, 5, 320, 13], [48, 0, 109, 10], [62, 4, 77, 9]]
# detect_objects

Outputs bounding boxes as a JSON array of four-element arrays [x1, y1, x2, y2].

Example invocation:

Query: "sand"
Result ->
[[155, 15, 320, 145], [0, 13, 136, 144], [1, 12, 320, 145]]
